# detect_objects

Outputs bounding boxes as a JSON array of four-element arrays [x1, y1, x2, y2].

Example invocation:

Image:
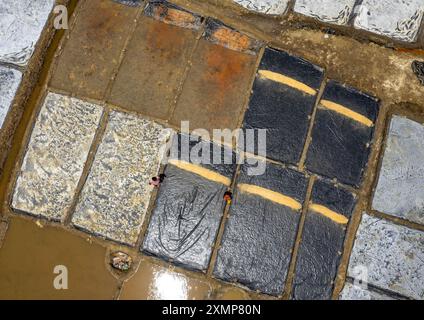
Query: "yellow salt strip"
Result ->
[[168, 159, 231, 186], [320, 99, 374, 127], [237, 183, 302, 211], [309, 203, 349, 224], [258, 70, 316, 96]]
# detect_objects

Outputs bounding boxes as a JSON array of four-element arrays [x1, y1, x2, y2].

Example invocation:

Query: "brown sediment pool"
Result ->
[[0, 216, 119, 299], [119, 257, 212, 300]]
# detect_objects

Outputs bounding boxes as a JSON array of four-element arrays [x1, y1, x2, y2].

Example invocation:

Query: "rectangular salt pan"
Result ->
[[12, 92, 103, 220]]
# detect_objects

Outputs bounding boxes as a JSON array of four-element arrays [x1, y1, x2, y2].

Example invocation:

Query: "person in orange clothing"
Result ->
[[223, 191, 233, 205]]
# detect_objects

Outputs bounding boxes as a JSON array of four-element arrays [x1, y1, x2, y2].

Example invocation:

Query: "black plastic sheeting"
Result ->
[[292, 178, 356, 300], [259, 48, 324, 90], [170, 133, 237, 179], [243, 48, 324, 165], [142, 134, 236, 271], [237, 161, 308, 202], [321, 80, 379, 122], [306, 81, 379, 187], [214, 162, 309, 296], [412, 60, 424, 85], [311, 178, 357, 215], [142, 165, 228, 271]]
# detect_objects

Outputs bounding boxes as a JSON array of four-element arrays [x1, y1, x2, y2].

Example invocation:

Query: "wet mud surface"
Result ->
[[109, 2, 202, 120], [50, 0, 140, 100], [170, 20, 258, 132]]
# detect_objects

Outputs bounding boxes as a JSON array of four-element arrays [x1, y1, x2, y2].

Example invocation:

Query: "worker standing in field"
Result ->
[[223, 191, 233, 205], [149, 174, 166, 187]]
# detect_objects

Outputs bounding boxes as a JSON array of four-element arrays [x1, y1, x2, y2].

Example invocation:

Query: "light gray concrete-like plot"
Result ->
[[12, 92, 103, 221], [0, 65, 22, 129], [372, 116, 424, 225], [348, 214, 424, 300], [354, 0, 424, 42], [72, 111, 171, 246], [232, 0, 289, 15], [0, 0, 55, 66], [339, 282, 395, 300], [294, 0, 356, 25]]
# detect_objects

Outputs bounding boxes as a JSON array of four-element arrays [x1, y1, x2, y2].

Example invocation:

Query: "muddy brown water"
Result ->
[[119, 257, 212, 300], [0, 216, 118, 299]]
